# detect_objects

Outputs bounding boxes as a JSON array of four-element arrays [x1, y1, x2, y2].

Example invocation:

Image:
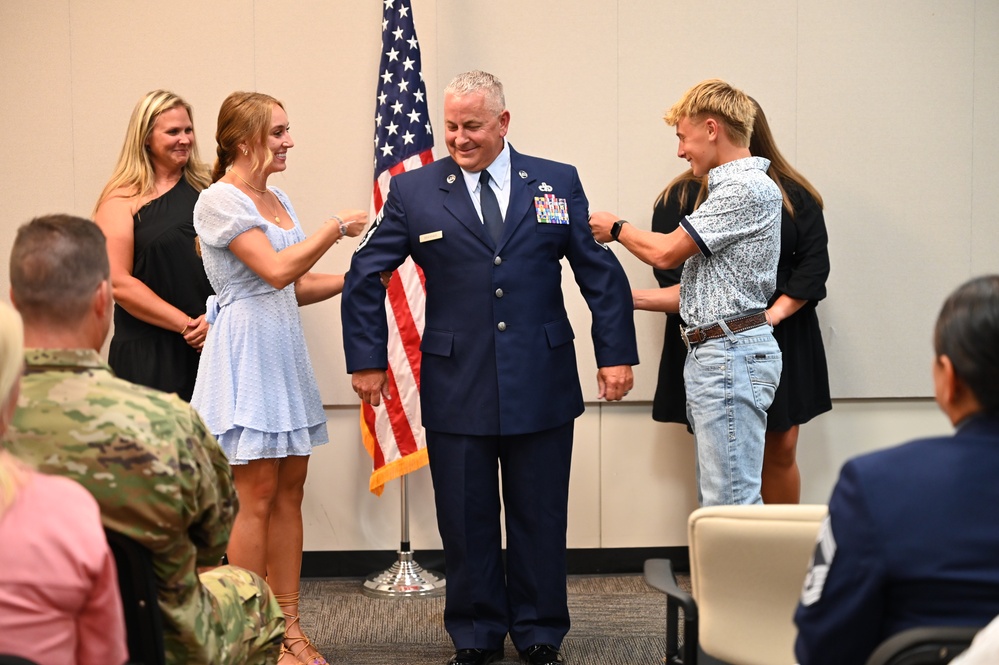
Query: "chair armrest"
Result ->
[[645, 558, 698, 665], [865, 626, 981, 665]]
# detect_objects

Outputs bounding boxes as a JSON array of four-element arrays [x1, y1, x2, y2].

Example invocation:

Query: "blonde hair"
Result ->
[[93, 90, 211, 215], [0, 450, 28, 518], [664, 79, 756, 148], [748, 98, 824, 216], [658, 168, 707, 214], [659, 98, 824, 218], [0, 302, 25, 517], [211, 91, 285, 183], [444, 70, 506, 115], [0, 302, 23, 419]]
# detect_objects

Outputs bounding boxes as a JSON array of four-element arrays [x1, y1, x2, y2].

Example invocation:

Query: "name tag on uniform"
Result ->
[[535, 194, 569, 225], [420, 230, 444, 243]]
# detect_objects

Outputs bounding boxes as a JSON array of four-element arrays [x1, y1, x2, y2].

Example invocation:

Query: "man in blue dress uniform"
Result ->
[[342, 70, 638, 665]]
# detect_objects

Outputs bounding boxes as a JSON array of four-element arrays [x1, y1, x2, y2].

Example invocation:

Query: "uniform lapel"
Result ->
[[500, 148, 537, 249], [440, 160, 494, 249]]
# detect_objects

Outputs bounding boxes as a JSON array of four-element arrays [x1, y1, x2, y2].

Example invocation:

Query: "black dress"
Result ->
[[650, 178, 832, 431], [650, 180, 697, 425], [107, 178, 213, 402]]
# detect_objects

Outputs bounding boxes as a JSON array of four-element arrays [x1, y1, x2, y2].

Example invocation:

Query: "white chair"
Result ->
[[645, 504, 827, 665]]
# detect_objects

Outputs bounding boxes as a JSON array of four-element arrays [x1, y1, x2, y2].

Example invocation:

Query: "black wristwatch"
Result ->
[[610, 219, 628, 241]]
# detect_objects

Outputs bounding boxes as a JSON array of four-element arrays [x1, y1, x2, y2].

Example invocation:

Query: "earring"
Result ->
[[241, 147, 248, 156]]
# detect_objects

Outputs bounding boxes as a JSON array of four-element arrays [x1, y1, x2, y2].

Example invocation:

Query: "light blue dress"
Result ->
[[191, 182, 327, 464]]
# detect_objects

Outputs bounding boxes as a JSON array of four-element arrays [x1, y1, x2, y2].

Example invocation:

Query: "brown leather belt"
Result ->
[[681, 311, 769, 349]]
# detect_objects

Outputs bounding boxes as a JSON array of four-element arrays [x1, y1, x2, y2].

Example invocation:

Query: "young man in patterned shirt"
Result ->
[[590, 78, 782, 506]]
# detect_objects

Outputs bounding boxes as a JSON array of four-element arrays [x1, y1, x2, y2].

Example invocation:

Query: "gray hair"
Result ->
[[444, 70, 506, 115]]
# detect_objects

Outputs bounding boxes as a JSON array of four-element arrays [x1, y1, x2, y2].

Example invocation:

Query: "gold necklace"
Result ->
[[232, 170, 281, 224], [232, 169, 268, 194]]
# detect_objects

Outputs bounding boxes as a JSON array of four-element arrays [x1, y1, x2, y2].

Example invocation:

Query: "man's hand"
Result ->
[[588, 211, 620, 244], [352, 368, 391, 406], [596, 365, 634, 401]]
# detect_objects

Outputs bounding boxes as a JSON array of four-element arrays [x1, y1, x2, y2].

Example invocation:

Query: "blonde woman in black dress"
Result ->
[[94, 90, 213, 401]]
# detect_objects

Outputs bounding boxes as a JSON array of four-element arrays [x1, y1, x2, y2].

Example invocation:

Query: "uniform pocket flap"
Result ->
[[544, 318, 575, 348], [421, 328, 454, 357]]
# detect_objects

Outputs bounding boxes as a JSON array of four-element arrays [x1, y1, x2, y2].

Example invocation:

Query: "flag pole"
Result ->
[[360, 0, 442, 598], [362, 474, 445, 597]]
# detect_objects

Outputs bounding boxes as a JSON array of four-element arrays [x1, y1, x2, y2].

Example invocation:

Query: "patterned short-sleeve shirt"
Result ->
[[679, 156, 782, 327]]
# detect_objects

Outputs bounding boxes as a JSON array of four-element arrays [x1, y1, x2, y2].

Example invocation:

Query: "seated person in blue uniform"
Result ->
[[794, 274, 999, 665]]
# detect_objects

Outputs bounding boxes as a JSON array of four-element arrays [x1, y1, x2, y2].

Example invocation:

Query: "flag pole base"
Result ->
[[362, 549, 446, 598]]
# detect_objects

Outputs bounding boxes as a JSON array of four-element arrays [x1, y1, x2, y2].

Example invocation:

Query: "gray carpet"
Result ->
[[299, 573, 687, 665]]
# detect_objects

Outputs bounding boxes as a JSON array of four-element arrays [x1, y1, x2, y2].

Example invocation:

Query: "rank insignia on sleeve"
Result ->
[[800, 516, 836, 606]]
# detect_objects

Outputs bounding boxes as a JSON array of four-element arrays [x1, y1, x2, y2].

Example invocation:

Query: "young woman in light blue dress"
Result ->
[[192, 91, 366, 665]]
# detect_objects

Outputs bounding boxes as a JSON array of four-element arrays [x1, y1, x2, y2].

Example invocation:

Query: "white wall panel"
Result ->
[[0, 1, 75, 276], [1, 0, 992, 554], [797, 1, 976, 397], [971, 0, 999, 276]]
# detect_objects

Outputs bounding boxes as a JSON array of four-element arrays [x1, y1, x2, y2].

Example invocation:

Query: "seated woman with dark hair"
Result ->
[[794, 275, 999, 665]]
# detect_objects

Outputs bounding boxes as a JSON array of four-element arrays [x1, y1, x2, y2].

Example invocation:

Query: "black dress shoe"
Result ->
[[448, 648, 503, 665], [520, 644, 563, 665]]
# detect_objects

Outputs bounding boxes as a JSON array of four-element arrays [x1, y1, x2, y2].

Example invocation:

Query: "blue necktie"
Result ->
[[479, 170, 503, 244]]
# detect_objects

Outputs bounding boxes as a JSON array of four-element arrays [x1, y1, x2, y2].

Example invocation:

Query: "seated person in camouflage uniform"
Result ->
[[3, 214, 285, 665]]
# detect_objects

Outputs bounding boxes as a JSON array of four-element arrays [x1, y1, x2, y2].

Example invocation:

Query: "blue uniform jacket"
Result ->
[[341, 147, 638, 436], [794, 414, 999, 664]]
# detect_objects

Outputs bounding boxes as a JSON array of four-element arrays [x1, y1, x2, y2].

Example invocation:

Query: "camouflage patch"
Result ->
[[3, 349, 249, 665], [201, 566, 285, 664]]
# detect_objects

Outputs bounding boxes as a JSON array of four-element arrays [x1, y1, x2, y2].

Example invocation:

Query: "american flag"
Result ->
[[362, 0, 434, 495]]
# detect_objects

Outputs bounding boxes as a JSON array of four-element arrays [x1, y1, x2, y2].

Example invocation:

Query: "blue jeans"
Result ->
[[684, 321, 782, 506]]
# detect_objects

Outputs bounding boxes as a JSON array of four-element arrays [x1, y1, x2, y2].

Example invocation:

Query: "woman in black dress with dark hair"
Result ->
[[636, 100, 831, 503], [94, 90, 213, 401]]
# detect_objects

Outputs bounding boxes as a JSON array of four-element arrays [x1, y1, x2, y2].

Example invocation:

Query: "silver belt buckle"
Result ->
[[680, 325, 692, 352]]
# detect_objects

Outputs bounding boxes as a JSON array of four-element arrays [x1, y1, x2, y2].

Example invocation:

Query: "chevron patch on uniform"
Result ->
[[801, 515, 836, 606]]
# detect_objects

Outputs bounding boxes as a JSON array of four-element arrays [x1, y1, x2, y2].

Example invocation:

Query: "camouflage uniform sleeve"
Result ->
[[179, 403, 237, 567]]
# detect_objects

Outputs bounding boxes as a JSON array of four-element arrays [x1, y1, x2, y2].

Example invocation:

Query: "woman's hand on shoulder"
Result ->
[[333, 209, 369, 238]]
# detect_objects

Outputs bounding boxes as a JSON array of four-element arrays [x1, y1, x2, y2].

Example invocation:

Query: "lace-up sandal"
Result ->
[[275, 590, 329, 665]]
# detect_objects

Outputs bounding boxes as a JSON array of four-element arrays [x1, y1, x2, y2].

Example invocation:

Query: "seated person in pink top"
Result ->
[[0, 302, 127, 665]]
